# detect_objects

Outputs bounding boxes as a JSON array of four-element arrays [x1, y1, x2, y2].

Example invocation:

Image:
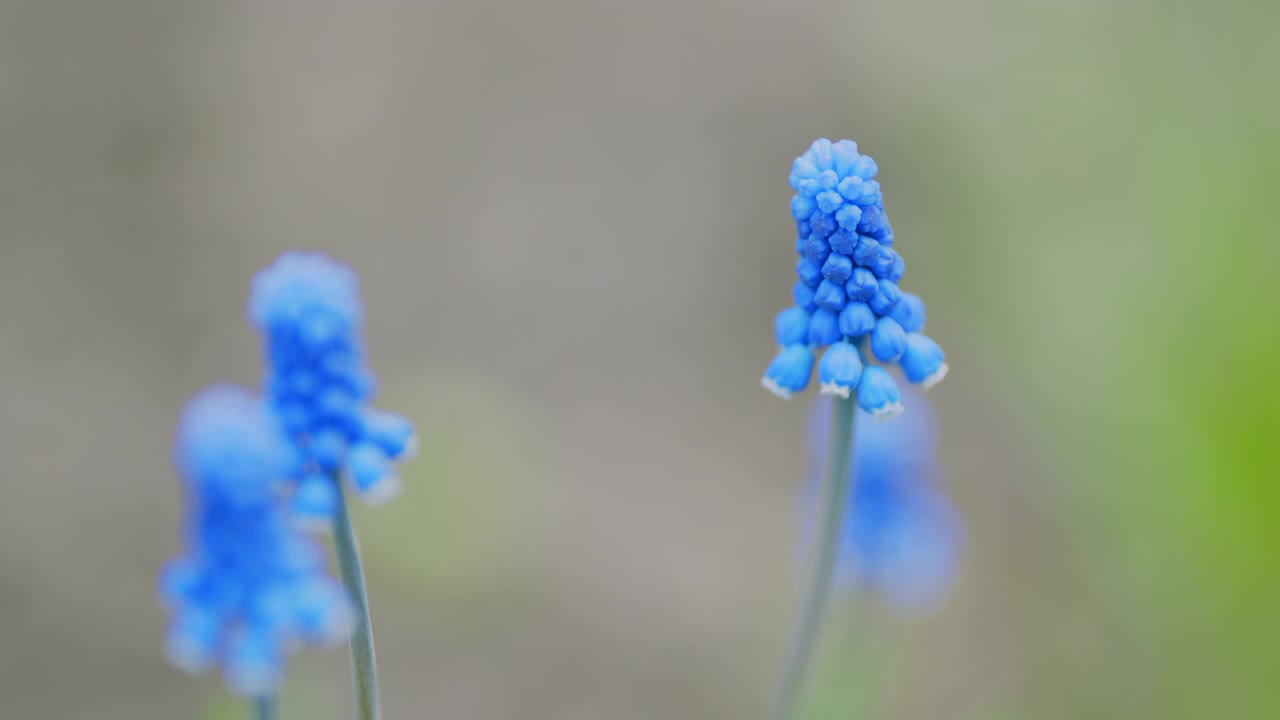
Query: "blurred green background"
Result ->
[[1, 1, 1277, 718]]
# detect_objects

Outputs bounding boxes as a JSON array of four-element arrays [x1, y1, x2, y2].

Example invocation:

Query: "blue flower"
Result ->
[[817, 341, 863, 398], [249, 252, 417, 522], [899, 333, 949, 389], [804, 393, 963, 612], [763, 344, 816, 399], [855, 366, 903, 420], [160, 386, 353, 696], [764, 139, 948, 413]]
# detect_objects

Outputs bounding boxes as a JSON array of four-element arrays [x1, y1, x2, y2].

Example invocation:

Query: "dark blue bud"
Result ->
[[808, 308, 842, 345], [762, 344, 816, 399], [889, 292, 927, 333], [803, 235, 831, 265], [853, 235, 882, 267], [828, 229, 856, 255], [796, 220, 812, 238], [838, 302, 877, 337], [797, 257, 824, 288], [845, 268, 879, 302], [870, 247, 898, 279], [808, 210, 838, 239], [870, 316, 908, 362], [795, 235, 808, 255], [857, 205, 888, 235], [774, 307, 812, 346], [821, 253, 854, 284], [900, 333, 948, 389], [856, 366, 904, 420], [835, 204, 863, 231], [814, 280, 847, 312], [869, 279, 902, 316], [818, 342, 864, 398], [793, 281, 818, 312]]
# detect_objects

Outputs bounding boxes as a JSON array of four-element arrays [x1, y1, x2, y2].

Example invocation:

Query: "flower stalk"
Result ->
[[332, 476, 381, 720], [252, 696, 278, 720], [770, 393, 856, 720]]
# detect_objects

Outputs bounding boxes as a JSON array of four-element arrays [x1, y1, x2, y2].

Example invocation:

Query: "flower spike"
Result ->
[[764, 139, 947, 409]]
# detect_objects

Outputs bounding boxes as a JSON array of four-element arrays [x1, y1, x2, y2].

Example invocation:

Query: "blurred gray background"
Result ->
[[2, 1, 1278, 718]]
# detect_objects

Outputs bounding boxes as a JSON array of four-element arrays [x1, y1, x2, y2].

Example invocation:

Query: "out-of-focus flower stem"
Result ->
[[770, 394, 856, 720], [332, 475, 381, 720], [252, 696, 278, 720]]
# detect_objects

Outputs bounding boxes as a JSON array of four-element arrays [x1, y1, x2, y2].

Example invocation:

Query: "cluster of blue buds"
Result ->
[[763, 139, 949, 419], [160, 386, 353, 696], [249, 252, 417, 525], [807, 394, 963, 611]]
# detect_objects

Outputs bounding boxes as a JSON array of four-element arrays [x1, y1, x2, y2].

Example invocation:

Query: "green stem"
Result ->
[[770, 394, 857, 720], [333, 476, 381, 720], [251, 696, 278, 720]]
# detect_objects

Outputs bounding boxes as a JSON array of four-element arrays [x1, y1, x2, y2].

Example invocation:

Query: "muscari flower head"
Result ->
[[249, 252, 417, 525], [805, 391, 963, 612], [160, 385, 353, 696], [763, 139, 949, 418]]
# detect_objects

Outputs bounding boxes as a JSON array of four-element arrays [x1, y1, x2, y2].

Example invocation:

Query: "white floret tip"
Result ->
[[869, 401, 905, 422], [165, 638, 214, 675], [360, 473, 403, 506], [819, 381, 852, 399], [921, 363, 949, 391], [397, 433, 420, 462], [761, 376, 793, 400]]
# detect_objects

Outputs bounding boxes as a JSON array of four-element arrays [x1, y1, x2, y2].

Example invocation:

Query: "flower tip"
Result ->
[[761, 375, 794, 400], [869, 401, 905, 422], [818, 381, 852, 399], [921, 362, 949, 391], [165, 635, 215, 675], [359, 473, 403, 506], [397, 433, 420, 462]]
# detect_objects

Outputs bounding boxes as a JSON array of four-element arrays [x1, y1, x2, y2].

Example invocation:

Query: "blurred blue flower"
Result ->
[[804, 391, 963, 612], [763, 139, 948, 417], [160, 385, 353, 696], [249, 252, 417, 522]]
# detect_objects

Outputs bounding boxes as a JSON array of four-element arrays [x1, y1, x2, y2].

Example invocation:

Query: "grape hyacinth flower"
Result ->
[[807, 393, 963, 611], [249, 252, 417, 526], [767, 140, 950, 720], [160, 386, 352, 705], [249, 252, 415, 720], [762, 138, 948, 420]]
